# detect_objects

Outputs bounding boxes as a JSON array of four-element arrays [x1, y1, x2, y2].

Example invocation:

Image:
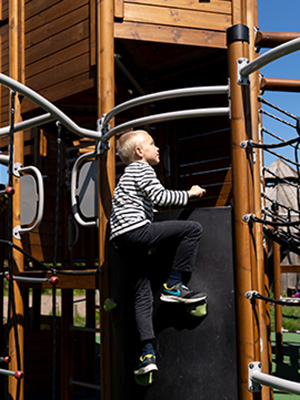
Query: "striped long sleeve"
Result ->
[[109, 161, 188, 240]]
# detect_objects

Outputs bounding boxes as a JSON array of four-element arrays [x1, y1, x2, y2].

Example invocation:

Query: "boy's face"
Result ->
[[137, 133, 160, 165]]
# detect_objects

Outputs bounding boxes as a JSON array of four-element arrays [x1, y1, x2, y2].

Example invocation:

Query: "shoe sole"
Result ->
[[160, 293, 207, 304], [134, 363, 158, 376]]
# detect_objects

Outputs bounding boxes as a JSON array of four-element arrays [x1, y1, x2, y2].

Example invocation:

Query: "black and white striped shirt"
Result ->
[[110, 161, 189, 240]]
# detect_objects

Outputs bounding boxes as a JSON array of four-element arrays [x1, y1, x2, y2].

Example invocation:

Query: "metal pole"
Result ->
[[0, 73, 100, 140]]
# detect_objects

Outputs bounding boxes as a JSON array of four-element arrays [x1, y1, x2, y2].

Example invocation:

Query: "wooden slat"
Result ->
[[27, 52, 90, 92], [126, 0, 232, 14], [25, 0, 62, 20], [22, 70, 95, 113], [25, 3, 89, 47], [26, 20, 89, 66], [26, 39, 89, 79], [123, 3, 231, 32], [114, 21, 227, 48], [25, 0, 88, 33]]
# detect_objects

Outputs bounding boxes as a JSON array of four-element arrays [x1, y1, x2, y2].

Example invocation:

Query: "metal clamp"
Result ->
[[248, 362, 262, 393], [237, 58, 250, 86]]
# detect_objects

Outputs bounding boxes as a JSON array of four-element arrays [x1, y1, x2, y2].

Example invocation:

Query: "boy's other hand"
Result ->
[[188, 185, 206, 199]]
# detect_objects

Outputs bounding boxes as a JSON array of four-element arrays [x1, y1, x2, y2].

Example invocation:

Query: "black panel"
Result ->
[[109, 206, 238, 400]]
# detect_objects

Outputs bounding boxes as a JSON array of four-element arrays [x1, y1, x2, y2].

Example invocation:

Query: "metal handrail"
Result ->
[[101, 85, 229, 131], [102, 106, 230, 142], [0, 113, 56, 137], [0, 73, 100, 140], [239, 37, 300, 79], [249, 362, 300, 395]]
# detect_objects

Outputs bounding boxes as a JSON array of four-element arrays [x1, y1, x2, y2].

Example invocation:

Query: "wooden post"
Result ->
[[246, 2, 273, 398], [8, 0, 25, 398], [97, 1, 115, 399], [227, 20, 261, 400]]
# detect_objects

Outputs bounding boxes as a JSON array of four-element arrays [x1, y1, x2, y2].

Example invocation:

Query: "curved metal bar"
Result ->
[[240, 37, 300, 78], [0, 113, 56, 137], [102, 85, 229, 132], [0, 73, 100, 140], [13, 165, 44, 239], [249, 362, 300, 395], [70, 151, 97, 227], [0, 154, 9, 166], [103, 107, 230, 142]]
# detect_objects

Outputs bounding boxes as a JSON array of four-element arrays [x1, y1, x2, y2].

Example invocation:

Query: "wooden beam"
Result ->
[[8, 0, 25, 398], [261, 77, 300, 93], [123, 3, 231, 32], [281, 264, 300, 273], [256, 30, 300, 49], [114, 21, 227, 49], [97, 0, 115, 399]]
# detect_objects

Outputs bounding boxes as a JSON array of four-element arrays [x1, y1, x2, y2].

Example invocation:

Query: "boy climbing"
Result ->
[[109, 130, 207, 377]]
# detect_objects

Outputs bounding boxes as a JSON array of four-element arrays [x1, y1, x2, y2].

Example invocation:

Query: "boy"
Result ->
[[110, 130, 207, 377]]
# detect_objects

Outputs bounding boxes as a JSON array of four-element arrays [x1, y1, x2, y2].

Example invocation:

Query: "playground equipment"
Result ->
[[1, 0, 300, 399]]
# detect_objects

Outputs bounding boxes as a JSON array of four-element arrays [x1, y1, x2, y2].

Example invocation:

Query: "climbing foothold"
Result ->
[[186, 300, 208, 317], [135, 371, 153, 386], [103, 298, 117, 313], [5, 186, 15, 195]]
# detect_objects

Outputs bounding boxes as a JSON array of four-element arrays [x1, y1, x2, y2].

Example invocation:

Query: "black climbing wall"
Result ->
[[109, 206, 238, 400]]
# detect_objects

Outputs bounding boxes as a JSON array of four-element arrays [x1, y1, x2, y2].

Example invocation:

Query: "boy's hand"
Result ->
[[188, 185, 206, 199]]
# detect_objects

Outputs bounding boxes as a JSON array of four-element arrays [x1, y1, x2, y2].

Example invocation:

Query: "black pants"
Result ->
[[111, 220, 203, 342]]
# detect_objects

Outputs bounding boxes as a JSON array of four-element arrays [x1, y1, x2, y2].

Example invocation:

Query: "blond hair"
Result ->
[[117, 130, 149, 165]]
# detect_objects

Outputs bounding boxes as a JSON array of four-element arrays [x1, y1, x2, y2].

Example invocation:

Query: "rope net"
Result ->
[[246, 95, 300, 257]]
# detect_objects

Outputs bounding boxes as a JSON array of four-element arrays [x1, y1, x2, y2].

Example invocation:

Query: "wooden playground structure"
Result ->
[[1, 0, 300, 399]]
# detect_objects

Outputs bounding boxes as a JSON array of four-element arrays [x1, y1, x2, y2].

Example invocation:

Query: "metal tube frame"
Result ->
[[249, 362, 300, 395], [238, 37, 300, 85], [0, 73, 101, 140], [102, 107, 230, 143], [0, 113, 55, 137]]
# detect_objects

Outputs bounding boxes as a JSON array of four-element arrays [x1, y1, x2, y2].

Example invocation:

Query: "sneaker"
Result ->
[[160, 282, 207, 304], [134, 354, 158, 376]]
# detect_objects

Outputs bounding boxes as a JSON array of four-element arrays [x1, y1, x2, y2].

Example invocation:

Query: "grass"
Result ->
[[269, 294, 300, 332]]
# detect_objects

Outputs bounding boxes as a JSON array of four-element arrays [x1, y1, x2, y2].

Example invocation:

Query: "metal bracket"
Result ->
[[248, 362, 262, 393], [242, 214, 256, 223], [13, 162, 23, 177], [97, 115, 110, 154], [245, 290, 259, 300], [237, 58, 250, 85]]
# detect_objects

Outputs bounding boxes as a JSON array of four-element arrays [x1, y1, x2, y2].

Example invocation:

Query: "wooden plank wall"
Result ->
[[22, 0, 96, 113], [114, 0, 232, 48], [0, 1, 9, 128]]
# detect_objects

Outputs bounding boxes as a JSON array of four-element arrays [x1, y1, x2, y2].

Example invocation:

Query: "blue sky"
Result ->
[[257, 0, 300, 167], [0, 1, 299, 183]]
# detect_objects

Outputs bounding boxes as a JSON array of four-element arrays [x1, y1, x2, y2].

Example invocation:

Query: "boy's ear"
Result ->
[[135, 146, 143, 158]]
